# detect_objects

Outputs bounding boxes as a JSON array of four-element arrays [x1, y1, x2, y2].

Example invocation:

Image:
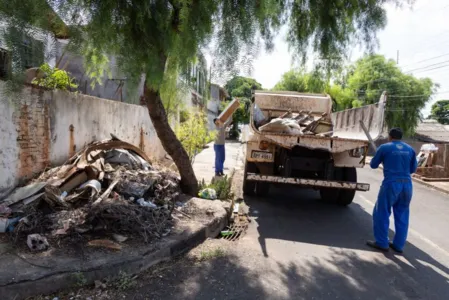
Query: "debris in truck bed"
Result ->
[[255, 109, 333, 136], [0, 137, 183, 250]]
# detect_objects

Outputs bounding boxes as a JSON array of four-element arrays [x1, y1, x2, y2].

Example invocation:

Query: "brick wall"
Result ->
[[0, 82, 166, 195]]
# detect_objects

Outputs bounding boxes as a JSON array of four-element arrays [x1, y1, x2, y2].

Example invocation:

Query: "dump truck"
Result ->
[[243, 90, 387, 205]]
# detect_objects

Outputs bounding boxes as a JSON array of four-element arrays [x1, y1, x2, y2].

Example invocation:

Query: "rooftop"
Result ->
[[415, 119, 449, 143]]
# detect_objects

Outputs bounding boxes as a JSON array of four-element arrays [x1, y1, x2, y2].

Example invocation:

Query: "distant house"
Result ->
[[414, 119, 449, 144]]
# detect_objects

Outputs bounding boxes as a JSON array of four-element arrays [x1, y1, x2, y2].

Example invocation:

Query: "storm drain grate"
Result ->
[[220, 215, 250, 241]]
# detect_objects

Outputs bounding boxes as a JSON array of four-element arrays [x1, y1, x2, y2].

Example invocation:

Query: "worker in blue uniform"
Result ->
[[367, 128, 417, 253]]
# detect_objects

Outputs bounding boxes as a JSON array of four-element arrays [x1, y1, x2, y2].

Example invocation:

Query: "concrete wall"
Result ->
[[0, 82, 166, 195]]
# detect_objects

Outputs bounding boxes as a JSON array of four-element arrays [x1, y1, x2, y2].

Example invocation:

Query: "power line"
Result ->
[[412, 64, 449, 74], [404, 59, 449, 73], [389, 90, 449, 98], [400, 52, 449, 68]]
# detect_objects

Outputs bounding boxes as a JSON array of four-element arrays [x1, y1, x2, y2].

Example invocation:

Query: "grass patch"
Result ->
[[199, 248, 226, 261], [72, 272, 87, 287], [112, 271, 136, 291]]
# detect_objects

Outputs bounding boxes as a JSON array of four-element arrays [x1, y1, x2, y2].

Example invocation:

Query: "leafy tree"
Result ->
[[345, 55, 437, 136], [273, 69, 327, 93], [1, 0, 410, 195], [222, 76, 263, 139], [430, 100, 449, 125], [225, 76, 262, 98], [272, 69, 360, 110], [223, 76, 263, 134]]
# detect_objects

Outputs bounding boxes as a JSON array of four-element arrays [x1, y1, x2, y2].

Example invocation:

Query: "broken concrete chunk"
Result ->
[[95, 280, 107, 289], [27, 234, 50, 251]]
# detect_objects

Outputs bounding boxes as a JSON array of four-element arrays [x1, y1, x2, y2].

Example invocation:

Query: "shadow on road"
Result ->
[[244, 185, 449, 299], [125, 253, 271, 300]]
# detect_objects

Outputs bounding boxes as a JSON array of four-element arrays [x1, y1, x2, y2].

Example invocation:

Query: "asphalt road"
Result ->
[[72, 166, 449, 300]]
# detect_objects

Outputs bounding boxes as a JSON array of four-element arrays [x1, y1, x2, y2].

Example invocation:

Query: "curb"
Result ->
[[366, 158, 449, 195], [411, 177, 449, 196], [0, 200, 228, 299]]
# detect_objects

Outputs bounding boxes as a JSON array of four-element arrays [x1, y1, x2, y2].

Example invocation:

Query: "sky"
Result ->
[[240, 0, 449, 117]]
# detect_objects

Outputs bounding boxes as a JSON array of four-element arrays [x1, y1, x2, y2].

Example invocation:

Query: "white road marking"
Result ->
[[358, 194, 449, 258]]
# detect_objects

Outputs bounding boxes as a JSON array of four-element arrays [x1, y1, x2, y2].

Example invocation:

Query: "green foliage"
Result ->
[[198, 175, 234, 201], [273, 69, 327, 93], [113, 271, 136, 291], [199, 248, 226, 261], [430, 100, 449, 125], [82, 46, 111, 89], [71, 272, 87, 287], [1, 0, 406, 95], [176, 111, 216, 163], [223, 76, 262, 134], [326, 85, 356, 110], [345, 55, 437, 136], [273, 54, 437, 136], [32, 63, 78, 90], [225, 76, 262, 98]]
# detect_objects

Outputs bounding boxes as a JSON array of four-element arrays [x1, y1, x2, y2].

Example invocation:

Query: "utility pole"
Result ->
[[396, 50, 399, 64]]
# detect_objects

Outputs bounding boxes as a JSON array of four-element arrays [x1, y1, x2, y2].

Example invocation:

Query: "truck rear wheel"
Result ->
[[319, 167, 357, 206], [243, 162, 257, 196], [336, 167, 357, 206], [319, 188, 339, 203]]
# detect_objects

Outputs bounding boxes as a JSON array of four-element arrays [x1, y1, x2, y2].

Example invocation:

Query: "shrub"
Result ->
[[32, 63, 78, 91], [199, 175, 234, 200], [176, 111, 216, 163]]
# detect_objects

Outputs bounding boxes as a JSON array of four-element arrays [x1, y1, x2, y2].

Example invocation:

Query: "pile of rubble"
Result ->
[[254, 108, 333, 136], [0, 136, 181, 251]]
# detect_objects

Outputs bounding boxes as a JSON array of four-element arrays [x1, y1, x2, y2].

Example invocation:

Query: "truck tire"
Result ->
[[255, 181, 269, 197], [243, 162, 257, 196], [336, 167, 357, 206], [319, 188, 339, 203]]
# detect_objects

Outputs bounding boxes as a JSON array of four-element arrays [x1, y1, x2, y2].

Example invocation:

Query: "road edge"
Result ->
[[411, 177, 449, 195]]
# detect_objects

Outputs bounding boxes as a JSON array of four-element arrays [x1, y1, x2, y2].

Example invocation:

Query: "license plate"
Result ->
[[251, 151, 273, 160]]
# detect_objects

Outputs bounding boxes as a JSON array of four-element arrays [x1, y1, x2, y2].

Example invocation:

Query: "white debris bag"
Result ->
[[420, 144, 438, 153]]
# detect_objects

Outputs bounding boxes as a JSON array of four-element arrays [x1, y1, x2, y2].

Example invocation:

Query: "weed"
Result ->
[[72, 272, 87, 287], [199, 248, 226, 261], [199, 175, 234, 200], [113, 271, 136, 291]]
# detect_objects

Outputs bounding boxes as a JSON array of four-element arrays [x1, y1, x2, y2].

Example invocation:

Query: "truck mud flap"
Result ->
[[246, 173, 370, 191]]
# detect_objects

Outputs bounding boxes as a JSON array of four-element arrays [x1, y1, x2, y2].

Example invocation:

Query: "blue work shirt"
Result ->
[[370, 141, 418, 183]]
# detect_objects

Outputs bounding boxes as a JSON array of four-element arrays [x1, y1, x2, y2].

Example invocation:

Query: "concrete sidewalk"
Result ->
[[193, 141, 244, 183], [365, 156, 449, 195]]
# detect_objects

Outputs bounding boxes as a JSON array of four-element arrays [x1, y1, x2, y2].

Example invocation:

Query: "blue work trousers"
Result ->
[[214, 144, 225, 174], [373, 180, 413, 250]]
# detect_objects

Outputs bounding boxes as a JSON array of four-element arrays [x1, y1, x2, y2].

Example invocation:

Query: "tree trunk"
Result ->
[[144, 83, 199, 196]]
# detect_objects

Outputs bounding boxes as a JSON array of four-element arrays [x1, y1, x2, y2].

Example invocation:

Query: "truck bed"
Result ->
[[250, 91, 387, 153]]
